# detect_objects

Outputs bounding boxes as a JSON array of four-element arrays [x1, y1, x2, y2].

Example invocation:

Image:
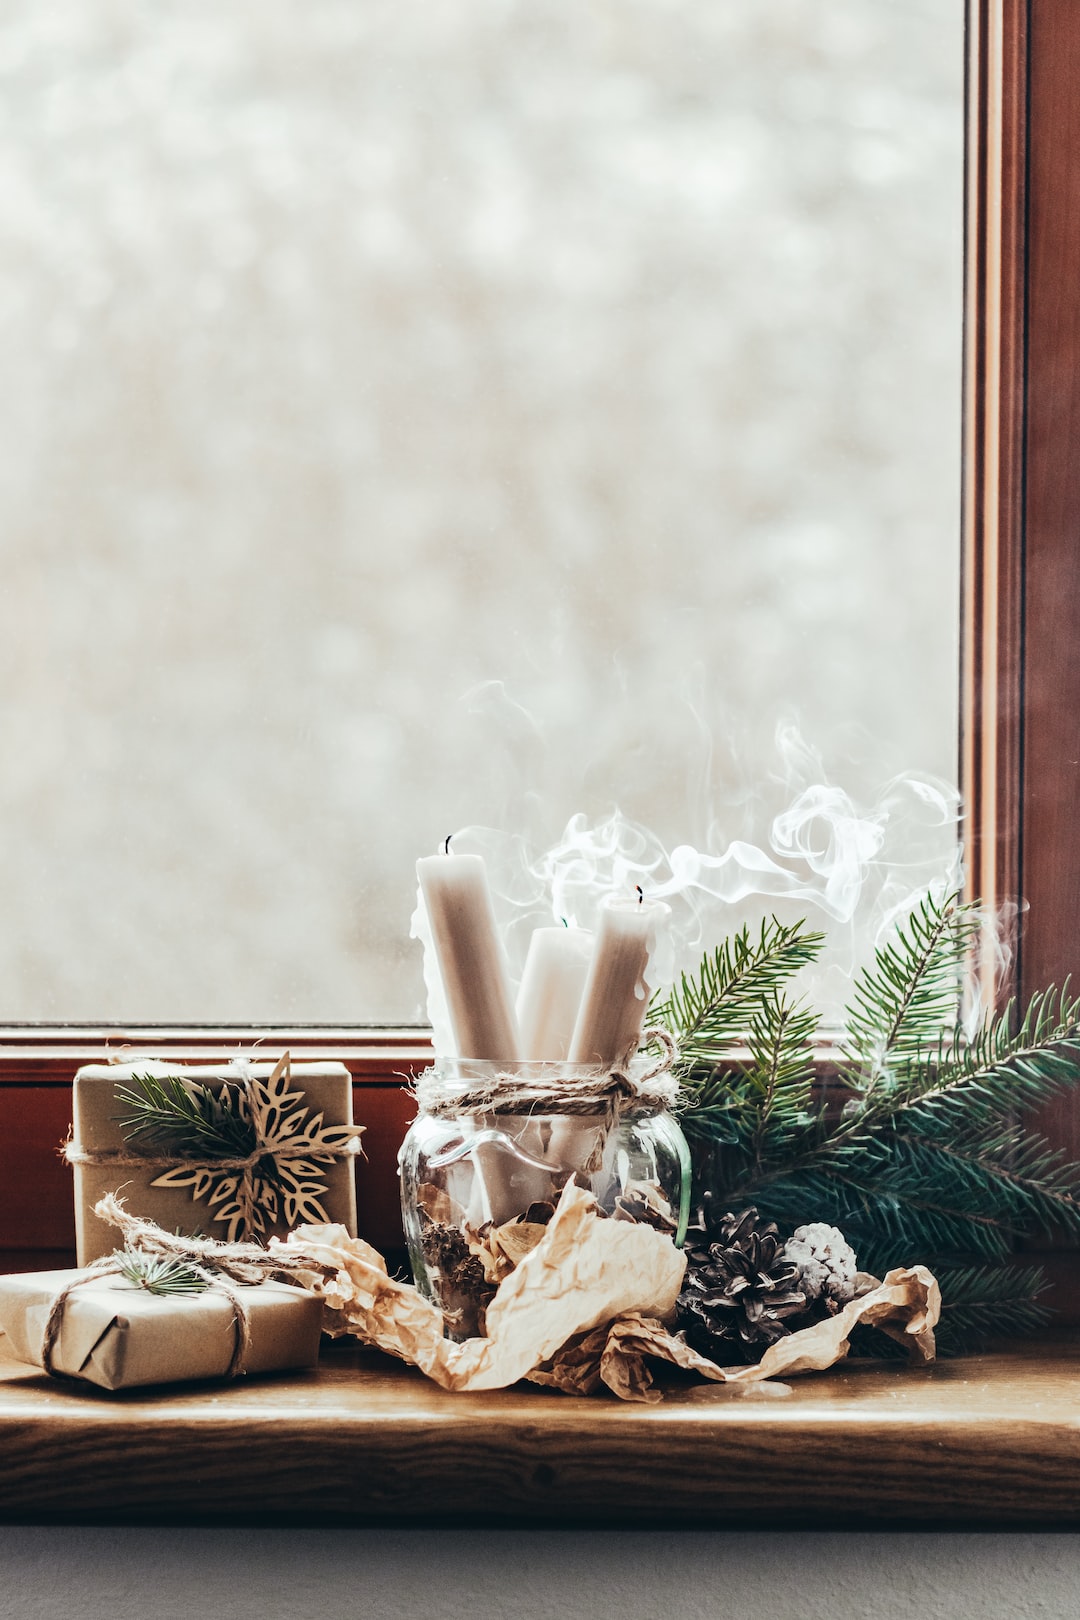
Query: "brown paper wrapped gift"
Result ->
[[0, 1267, 324, 1391], [69, 1056, 359, 1264]]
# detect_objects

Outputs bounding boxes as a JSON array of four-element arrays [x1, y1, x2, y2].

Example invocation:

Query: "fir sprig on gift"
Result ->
[[660, 889, 1080, 1350], [111, 1059, 361, 1241], [115, 1249, 211, 1297], [115, 1073, 264, 1166]]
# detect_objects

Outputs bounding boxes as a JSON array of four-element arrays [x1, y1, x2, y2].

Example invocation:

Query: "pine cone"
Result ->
[[783, 1222, 858, 1307], [420, 1221, 496, 1338], [675, 1200, 808, 1363]]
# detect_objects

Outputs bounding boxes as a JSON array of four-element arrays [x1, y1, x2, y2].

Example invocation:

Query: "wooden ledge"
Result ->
[[2, 1336, 1080, 1526]]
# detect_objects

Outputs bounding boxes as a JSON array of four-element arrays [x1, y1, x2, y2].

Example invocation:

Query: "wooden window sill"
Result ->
[[2, 1336, 1079, 1528]]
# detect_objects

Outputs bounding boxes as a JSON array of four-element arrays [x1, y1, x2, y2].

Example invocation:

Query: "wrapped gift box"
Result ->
[[0, 1266, 324, 1391], [71, 1058, 358, 1264]]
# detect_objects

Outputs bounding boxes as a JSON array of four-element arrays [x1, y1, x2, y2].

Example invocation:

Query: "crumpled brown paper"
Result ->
[[275, 1178, 686, 1393], [527, 1310, 728, 1401], [275, 1184, 940, 1402], [528, 1265, 941, 1402], [730, 1263, 941, 1380]]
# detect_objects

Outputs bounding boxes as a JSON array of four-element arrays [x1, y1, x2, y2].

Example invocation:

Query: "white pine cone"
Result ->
[[782, 1223, 858, 1305]]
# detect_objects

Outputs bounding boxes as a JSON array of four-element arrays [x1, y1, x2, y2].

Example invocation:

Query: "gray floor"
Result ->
[[1, 1529, 1078, 1620]]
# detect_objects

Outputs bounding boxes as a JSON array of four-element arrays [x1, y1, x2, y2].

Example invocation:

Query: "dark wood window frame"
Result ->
[[2, 0, 1079, 1290], [964, 0, 1080, 1305]]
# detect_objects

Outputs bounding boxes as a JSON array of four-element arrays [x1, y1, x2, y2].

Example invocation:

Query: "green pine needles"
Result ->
[[115, 1250, 210, 1297], [656, 891, 1080, 1351], [114, 1072, 265, 1166]]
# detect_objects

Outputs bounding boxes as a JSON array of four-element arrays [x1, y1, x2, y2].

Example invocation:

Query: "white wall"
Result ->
[[1, 1530, 1078, 1620]]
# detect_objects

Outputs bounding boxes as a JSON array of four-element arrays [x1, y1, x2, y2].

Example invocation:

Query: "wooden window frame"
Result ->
[[2, 0, 1079, 1282], [964, 0, 1080, 1304]]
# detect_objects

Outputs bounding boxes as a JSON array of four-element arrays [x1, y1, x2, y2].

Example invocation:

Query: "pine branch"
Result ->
[[842, 889, 977, 1092], [738, 1160, 1016, 1268], [933, 1264, 1052, 1353], [652, 918, 823, 1070], [887, 986, 1080, 1129], [115, 1250, 211, 1297], [891, 1126, 1080, 1243], [678, 1001, 822, 1157], [659, 920, 823, 1141], [732, 1117, 1080, 1267], [665, 892, 1080, 1352], [851, 1264, 1051, 1357], [855, 1136, 1068, 1254], [744, 993, 820, 1167], [114, 1073, 257, 1161]]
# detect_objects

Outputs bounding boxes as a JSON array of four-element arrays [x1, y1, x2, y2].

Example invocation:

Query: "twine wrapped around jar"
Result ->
[[411, 1028, 679, 1121]]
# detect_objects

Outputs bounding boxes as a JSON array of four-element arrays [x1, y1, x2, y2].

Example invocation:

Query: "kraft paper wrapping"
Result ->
[[71, 1060, 358, 1264], [278, 1179, 688, 1393], [0, 1269, 324, 1391]]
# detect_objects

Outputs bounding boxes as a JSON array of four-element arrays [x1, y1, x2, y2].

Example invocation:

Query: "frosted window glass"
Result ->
[[0, 1, 963, 1022]]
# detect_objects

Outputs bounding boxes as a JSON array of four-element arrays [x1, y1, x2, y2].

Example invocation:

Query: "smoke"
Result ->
[[424, 719, 963, 1026], [961, 896, 1028, 1036]]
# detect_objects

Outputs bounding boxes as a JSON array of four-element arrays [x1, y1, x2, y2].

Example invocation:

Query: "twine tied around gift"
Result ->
[[40, 1195, 335, 1381], [62, 1050, 364, 1242], [412, 1028, 680, 1122]]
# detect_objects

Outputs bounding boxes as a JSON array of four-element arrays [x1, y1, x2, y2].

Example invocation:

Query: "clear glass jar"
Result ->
[[398, 1060, 691, 1340]]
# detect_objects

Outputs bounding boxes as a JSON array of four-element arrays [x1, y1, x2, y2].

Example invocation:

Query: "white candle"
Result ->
[[416, 850, 521, 1062], [568, 894, 669, 1068], [515, 926, 594, 1062]]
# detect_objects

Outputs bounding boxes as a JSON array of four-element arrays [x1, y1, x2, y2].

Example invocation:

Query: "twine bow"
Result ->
[[40, 1195, 335, 1381], [64, 1050, 363, 1242], [413, 1028, 680, 1121]]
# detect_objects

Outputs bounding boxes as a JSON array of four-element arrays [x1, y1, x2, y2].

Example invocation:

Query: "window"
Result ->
[[0, 2, 961, 1026], [4, 1, 1079, 1300]]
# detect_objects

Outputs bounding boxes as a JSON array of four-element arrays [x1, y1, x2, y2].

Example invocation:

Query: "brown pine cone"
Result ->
[[420, 1222, 496, 1339], [676, 1199, 808, 1364]]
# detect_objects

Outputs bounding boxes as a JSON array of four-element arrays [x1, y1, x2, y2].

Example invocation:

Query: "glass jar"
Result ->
[[398, 1060, 691, 1340]]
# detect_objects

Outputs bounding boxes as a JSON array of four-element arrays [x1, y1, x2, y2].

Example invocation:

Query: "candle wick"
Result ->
[[635, 885, 644, 905], [442, 834, 453, 855]]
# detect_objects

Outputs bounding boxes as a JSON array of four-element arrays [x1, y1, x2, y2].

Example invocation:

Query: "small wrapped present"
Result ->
[[0, 1264, 324, 1391], [67, 1053, 361, 1264]]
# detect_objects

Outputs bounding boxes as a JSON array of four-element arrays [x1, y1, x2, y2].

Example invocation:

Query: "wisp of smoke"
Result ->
[[412, 724, 963, 1030]]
